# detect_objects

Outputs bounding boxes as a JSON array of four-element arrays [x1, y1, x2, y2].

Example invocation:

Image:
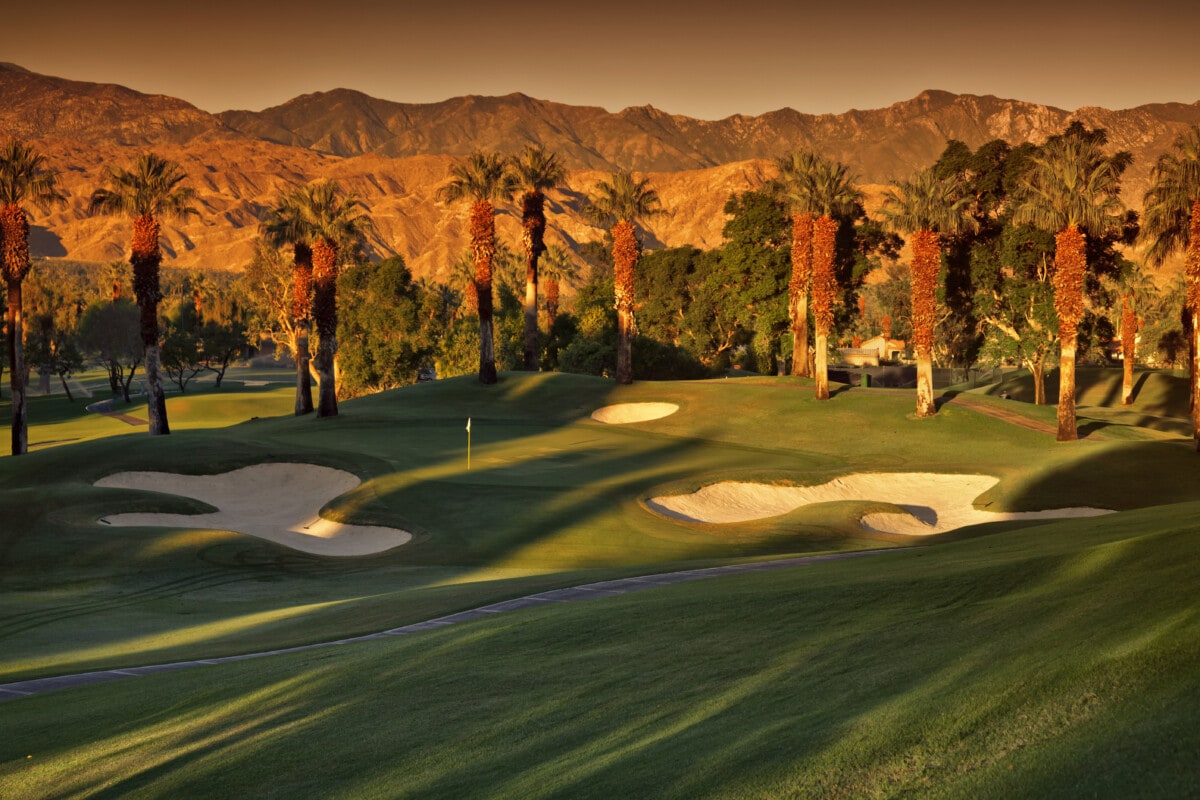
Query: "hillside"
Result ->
[[3, 64, 1197, 278]]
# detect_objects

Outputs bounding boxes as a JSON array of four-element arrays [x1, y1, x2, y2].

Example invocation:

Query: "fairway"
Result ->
[[1, 370, 1198, 798]]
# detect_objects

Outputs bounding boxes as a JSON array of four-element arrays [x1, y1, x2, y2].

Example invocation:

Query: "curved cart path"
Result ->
[[0, 549, 891, 702]]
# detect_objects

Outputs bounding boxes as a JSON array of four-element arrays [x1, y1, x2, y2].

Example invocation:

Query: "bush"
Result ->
[[632, 336, 710, 380]]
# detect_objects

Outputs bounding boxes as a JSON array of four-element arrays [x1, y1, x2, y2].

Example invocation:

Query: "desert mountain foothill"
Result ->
[[4, 62, 1198, 279]]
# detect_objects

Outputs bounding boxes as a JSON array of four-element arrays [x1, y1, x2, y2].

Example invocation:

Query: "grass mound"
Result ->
[[2, 505, 1197, 798]]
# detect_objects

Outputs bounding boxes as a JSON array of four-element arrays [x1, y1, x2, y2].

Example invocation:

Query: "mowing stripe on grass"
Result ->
[[0, 548, 891, 702]]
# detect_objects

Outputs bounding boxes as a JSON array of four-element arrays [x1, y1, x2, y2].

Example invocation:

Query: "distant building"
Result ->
[[861, 335, 907, 362]]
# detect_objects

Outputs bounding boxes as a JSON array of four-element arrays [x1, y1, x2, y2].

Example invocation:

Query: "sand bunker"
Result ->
[[95, 463, 411, 556], [591, 402, 679, 424], [647, 472, 1113, 535]]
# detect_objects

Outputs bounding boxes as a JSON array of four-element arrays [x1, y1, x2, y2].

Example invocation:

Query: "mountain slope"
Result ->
[[4, 64, 1197, 277]]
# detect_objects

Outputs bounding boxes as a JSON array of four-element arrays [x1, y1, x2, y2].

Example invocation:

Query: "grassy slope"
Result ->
[[1, 505, 1196, 799], [3, 372, 1200, 682], [0, 369, 1198, 797]]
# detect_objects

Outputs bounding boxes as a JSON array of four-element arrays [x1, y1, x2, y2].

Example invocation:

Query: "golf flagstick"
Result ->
[[466, 417, 471, 471]]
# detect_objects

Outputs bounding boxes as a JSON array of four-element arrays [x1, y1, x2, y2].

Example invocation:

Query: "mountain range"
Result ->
[[3, 63, 1197, 280]]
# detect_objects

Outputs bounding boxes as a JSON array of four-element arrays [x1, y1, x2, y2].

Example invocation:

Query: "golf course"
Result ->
[[1, 368, 1198, 798]]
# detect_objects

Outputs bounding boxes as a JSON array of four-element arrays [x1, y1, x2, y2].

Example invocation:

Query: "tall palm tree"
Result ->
[[1142, 125, 1200, 449], [295, 180, 373, 418], [0, 140, 65, 455], [584, 171, 663, 384], [513, 146, 565, 371], [880, 168, 977, 417], [776, 151, 821, 376], [89, 153, 196, 436], [1013, 129, 1125, 442], [438, 151, 517, 384], [261, 187, 317, 415], [801, 157, 863, 400]]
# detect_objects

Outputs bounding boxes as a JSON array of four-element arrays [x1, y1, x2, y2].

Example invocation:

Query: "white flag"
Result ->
[[466, 417, 471, 432]]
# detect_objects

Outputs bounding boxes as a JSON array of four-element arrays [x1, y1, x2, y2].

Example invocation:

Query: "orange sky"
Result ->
[[7, 0, 1199, 118]]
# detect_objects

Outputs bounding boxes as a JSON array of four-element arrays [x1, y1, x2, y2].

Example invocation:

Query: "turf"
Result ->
[[1, 505, 1196, 799], [0, 369, 1197, 797]]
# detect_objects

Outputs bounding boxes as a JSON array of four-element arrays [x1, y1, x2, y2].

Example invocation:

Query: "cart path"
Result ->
[[85, 399, 147, 426], [942, 392, 1106, 440], [0, 549, 893, 702]]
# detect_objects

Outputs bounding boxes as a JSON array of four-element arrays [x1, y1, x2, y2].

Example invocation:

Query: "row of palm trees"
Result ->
[[1, 123, 1198, 454]]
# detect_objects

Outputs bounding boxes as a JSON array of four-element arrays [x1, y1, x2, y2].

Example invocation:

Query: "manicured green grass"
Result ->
[[3, 372, 1199, 683], [2, 505, 1196, 799], [1, 371, 1198, 797]]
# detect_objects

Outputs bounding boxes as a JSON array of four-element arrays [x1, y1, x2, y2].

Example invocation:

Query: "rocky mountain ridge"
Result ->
[[2, 64, 1196, 278]]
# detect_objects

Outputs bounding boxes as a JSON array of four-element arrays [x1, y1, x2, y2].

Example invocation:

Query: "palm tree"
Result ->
[[880, 168, 977, 417], [261, 187, 317, 415], [799, 157, 862, 400], [1142, 125, 1200, 449], [438, 151, 517, 384], [1013, 128, 1125, 442], [89, 153, 196, 436], [0, 140, 65, 454], [513, 146, 566, 370], [584, 171, 663, 384], [295, 180, 373, 418], [776, 152, 821, 376]]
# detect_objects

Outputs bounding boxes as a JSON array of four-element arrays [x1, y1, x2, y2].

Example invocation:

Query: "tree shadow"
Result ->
[[29, 225, 66, 258]]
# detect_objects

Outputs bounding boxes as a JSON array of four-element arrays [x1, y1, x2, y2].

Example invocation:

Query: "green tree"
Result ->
[[1012, 124, 1128, 441], [438, 151, 517, 385], [513, 146, 565, 371], [337, 256, 439, 396], [0, 140, 66, 453], [88, 153, 197, 435], [1141, 125, 1200, 448], [583, 171, 663, 384], [78, 300, 142, 403], [880, 168, 977, 416]]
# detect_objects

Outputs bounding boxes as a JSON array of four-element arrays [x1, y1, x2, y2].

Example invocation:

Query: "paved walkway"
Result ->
[[941, 392, 1105, 440], [85, 399, 148, 427], [0, 549, 892, 702]]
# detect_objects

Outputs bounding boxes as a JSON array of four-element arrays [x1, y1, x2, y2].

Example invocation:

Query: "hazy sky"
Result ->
[[6, 0, 1199, 118]]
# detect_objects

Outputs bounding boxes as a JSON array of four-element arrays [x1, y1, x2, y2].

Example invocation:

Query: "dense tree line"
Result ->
[[3, 121, 1200, 452]]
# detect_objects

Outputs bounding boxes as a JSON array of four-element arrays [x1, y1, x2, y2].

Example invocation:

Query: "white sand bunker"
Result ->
[[95, 463, 412, 556], [647, 472, 1113, 535], [591, 402, 679, 424]]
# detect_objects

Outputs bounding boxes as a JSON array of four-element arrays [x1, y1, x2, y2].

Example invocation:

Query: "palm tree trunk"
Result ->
[[6, 281, 26, 454], [1187, 201, 1200, 451], [132, 214, 169, 436], [294, 320, 313, 416], [613, 220, 639, 385], [311, 238, 339, 417], [911, 229, 940, 417], [1121, 293, 1136, 405], [789, 213, 813, 376], [1053, 225, 1086, 442], [811, 215, 838, 400], [1057, 342, 1078, 441], [522, 191, 545, 371], [472, 202, 498, 385], [546, 277, 560, 328], [1, 203, 31, 454], [292, 243, 314, 415]]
